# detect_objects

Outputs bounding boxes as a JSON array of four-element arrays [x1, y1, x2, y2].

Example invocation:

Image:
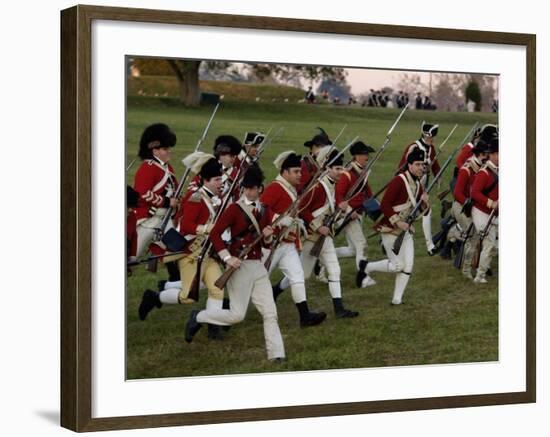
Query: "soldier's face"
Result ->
[[283, 167, 302, 187], [355, 154, 369, 166], [423, 135, 434, 146], [479, 152, 489, 163], [153, 147, 171, 163], [205, 176, 223, 196], [328, 165, 345, 181], [489, 152, 499, 166], [219, 154, 235, 168], [243, 186, 261, 201], [246, 145, 259, 157], [408, 161, 425, 178]]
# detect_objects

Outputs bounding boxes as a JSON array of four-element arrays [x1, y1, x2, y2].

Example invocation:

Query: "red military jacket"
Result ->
[[210, 198, 274, 261], [398, 139, 441, 177], [335, 161, 373, 210], [453, 156, 484, 205], [456, 142, 474, 169], [261, 176, 300, 244], [471, 162, 499, 214], [297, 153, 319, 193], [133, 157, 178, 221], [375, 170, 427, 234], [299, 176, 337, 238]]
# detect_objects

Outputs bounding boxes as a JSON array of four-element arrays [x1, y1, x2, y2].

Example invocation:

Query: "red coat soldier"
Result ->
[[261, 151, 326, 327], [297, 128, 332, 193], [185, 166, 286, 362], [360, 148, 430, 305], [397, 122, 440, 255]]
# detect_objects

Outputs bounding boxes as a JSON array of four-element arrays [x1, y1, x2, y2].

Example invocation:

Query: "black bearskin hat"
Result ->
[[407, 147, 426, 164], [200, 157, 223, 180], [138, 123, 177, 160], [214, 135, 242, 157], [487, 137, 499, 154], [326, 149, 343, 167], [304, 127, 332, 148], [421, 122, 439, 138], [241, 164, 265, 188]]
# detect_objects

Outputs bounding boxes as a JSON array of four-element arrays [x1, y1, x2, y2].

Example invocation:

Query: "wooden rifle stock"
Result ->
[[454, 222, 474, 269], [471, 209, 497, 269]]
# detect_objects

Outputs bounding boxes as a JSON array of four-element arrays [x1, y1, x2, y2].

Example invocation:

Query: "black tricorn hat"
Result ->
[[138, 123, 177, 159], [244, 132, 266, 146], [350, 141, 375, 155], [127, 185, 140, 208], [304, 127, 332, 148], [214, 135, 242, 156], [479, 124, 498, 143], [421, 121, 439, 138], [407, 147, 426, 164], [241, 164, 265, 188], [200, 157, 223, 180]]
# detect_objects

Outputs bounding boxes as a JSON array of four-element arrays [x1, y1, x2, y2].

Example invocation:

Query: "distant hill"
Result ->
[[127, 76, 308, 103]]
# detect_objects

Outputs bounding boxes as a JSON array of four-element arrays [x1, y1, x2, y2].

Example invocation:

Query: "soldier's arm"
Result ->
[[209, 205, 235, 261], [453, 168, 469, 204], [380, 177, 402, 226]]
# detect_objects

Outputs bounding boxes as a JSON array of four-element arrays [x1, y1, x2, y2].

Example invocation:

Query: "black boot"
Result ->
[[185, 310, 202, 343], [138, 289, 162, 321], [207, 324, 224, 340], [272, 279, 285, 301], [165, 261, 180, 282], [356, 260, 368, 288], [439, 240, 454, 260], [296, 301, 326, 327], [332, 298, 359, 318]]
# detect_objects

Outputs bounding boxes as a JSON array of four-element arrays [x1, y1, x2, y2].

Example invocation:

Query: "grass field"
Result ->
[[126, 93, 498, 379]]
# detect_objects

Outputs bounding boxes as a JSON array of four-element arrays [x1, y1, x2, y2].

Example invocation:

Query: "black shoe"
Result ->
[[300, 311, 327, 328], [439, 241, 453, 260], [270, 357, 286, 364], [272, 279, 284, 301], [207, 324, 224, 341], [185, 310, 202, 343], [335, 308, 359, 318], [355, 260, 368, 287], [138, 289, 162, 321], [157, 279, 167, 291], [486, 268, 493, 277]]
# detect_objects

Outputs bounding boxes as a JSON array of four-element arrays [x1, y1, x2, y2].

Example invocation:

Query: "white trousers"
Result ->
[[196, 260, 285, 360], [135, 208, 173, 257], [472, 207, 498, 278], [366, 232, 415, 304], [335, 218, 367, 269], [265, 242, 307, 303], [302, 238, 342, 299]]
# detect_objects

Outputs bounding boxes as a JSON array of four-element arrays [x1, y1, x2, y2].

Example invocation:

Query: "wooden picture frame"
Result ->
[[60, 4, 536, 432]]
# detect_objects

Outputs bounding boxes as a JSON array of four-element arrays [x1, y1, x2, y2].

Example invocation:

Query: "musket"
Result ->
[[154, 103, 221, 240], [331, 104, 410, 237], [126, 156, 138, 172], [187, 146, 252, 301], [433, 124, 458, 163], [127, 249, 189, 268], [454, 222, 474, 270], [331, 124, 347, 146], [472, 208, 498, 269], [391, 123, 479, 255]]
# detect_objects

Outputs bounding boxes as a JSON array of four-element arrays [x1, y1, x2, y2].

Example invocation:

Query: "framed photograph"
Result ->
[[60, 4, 536, 432]]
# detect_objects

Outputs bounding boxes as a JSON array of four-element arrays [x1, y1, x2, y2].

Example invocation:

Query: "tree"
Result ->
[[166, 60, 347, 106], [465, 80, 482, 112], [432, 73, 463, 111]]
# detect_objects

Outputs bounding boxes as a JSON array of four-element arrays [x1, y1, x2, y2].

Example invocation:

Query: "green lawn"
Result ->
[[126, 95, 498, 379]]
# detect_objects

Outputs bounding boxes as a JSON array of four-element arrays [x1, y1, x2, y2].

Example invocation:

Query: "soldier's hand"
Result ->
[[421, 193, 429, 203], [492, 200, 499, 210], [226, 257, 241, 269], [338, 201, 349, 211], [351, 211, 361, 220], [262, 226, 274, 238], [169, 197, 179, 208], [318, 226, 330, 236], [397, 221, 410, 231]]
